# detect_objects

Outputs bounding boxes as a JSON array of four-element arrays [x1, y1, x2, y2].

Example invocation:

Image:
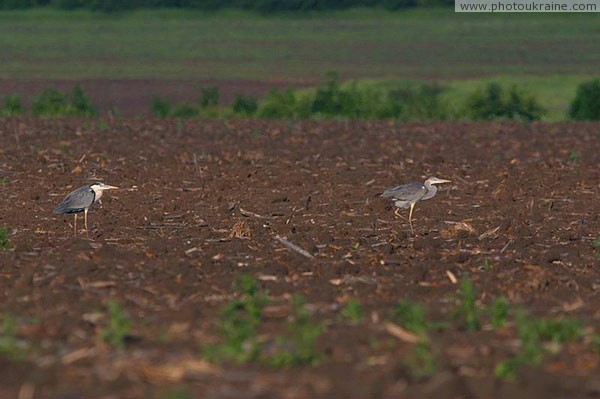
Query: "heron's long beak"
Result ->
[[104, 185, 119, 190], [436, 179, 451, 184]]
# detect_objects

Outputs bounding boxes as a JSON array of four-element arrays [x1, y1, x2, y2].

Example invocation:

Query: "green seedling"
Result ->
[[162, 387, 191, 399], [340, 299, 364, 323], [455, 278, 481, 331], [100, 300, 131, 351], [58, 142, 71, 153], [495, 310, 582, 379], [532, 317, 583, 343], [568, 150, 580, 163], [490, 297, 510, 329], [0, 227, 10, 250], [495, 310, 543, 378], [202, 274, 267, 363], [96, 119, 109, 132], [406, 340, 436, 378], [393, 300, 429, 337], [0, 315, 25, 360], [203, 277, 323, 367], [592, 334, 600, 352], [594, 236, 600, 259], [266, 294, 323, 367]]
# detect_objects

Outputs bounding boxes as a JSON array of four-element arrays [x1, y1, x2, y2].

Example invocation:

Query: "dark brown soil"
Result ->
[[0, 119, 599, 399]]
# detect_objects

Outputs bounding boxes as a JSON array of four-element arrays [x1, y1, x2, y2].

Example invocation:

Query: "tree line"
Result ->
[[0, 0, 453, 12]]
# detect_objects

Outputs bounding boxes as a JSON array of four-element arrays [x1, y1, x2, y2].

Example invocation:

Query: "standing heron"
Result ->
[[382, 177, 451, 234], [53, 182, 118, 236]]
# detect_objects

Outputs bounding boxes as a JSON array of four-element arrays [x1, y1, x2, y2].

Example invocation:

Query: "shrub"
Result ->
[[257, 88, 310, 119], [171, 103, 199, 118], [303, 75, 369, 118], [32, 86, 96, 117], [309, 72, 390, 118], [33, 88, 69, 116], [0, 95, 24, 117], [257, 78, 445, 120], [200, 87, 220, 108], [256, 74, 449, 120], [466, 82, 544, 121], [311, 72, 345, 115], [70, 85, 96, 116], [388, 83, 448, 120], [232, 93, 258, 116], [569, 79, 600, 120], [151, 97, 172, 117]]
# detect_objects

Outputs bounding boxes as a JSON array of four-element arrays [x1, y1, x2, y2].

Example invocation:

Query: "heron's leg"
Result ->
[[74, 214, 78, 237], [408, 202, 415, 234], [394, 207, 401, 217], [84, 208, 88, 231]]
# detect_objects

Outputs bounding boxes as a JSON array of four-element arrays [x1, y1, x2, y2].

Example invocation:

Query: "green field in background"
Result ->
[[0, 8, 598, 81]]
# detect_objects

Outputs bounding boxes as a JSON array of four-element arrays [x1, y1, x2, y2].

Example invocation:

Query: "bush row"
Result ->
[[149, 76, 600, 121], [1, 78, 599, 120], [151, 89, 258, 118], [0, 85, 96, 117], [0, 0, 451, 12]]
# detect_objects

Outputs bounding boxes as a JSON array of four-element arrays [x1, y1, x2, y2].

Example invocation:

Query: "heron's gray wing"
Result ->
[[53, 185, 95, 214], [382, 183, 427, 201]]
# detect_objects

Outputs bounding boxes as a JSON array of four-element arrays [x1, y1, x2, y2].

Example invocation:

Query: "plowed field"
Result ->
[[0, 119, 599, 398]]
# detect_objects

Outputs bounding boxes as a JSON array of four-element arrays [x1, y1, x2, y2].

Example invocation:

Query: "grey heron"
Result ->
[[382, 177, 451, 234], [53, 182, 118, 236]]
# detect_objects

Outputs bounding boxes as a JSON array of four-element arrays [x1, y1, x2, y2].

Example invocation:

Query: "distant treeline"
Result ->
[[0, 0, 452, 12]]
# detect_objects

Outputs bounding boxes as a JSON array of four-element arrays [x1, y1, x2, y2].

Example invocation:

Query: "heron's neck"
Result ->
[[91, 187, 103, 202], [422, 182, 438, 200]]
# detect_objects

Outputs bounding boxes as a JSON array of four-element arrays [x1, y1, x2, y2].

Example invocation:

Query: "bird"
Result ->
[[382, 177, 451, 234], [53, 182, 118, 236]]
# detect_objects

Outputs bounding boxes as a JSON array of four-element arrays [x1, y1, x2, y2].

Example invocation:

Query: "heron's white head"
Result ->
[[90, 182, 118, 201], [425, 176, 451, 185]]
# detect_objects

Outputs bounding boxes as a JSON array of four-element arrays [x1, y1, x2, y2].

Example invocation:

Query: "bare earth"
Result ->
[[0, 118, 599, 398]]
